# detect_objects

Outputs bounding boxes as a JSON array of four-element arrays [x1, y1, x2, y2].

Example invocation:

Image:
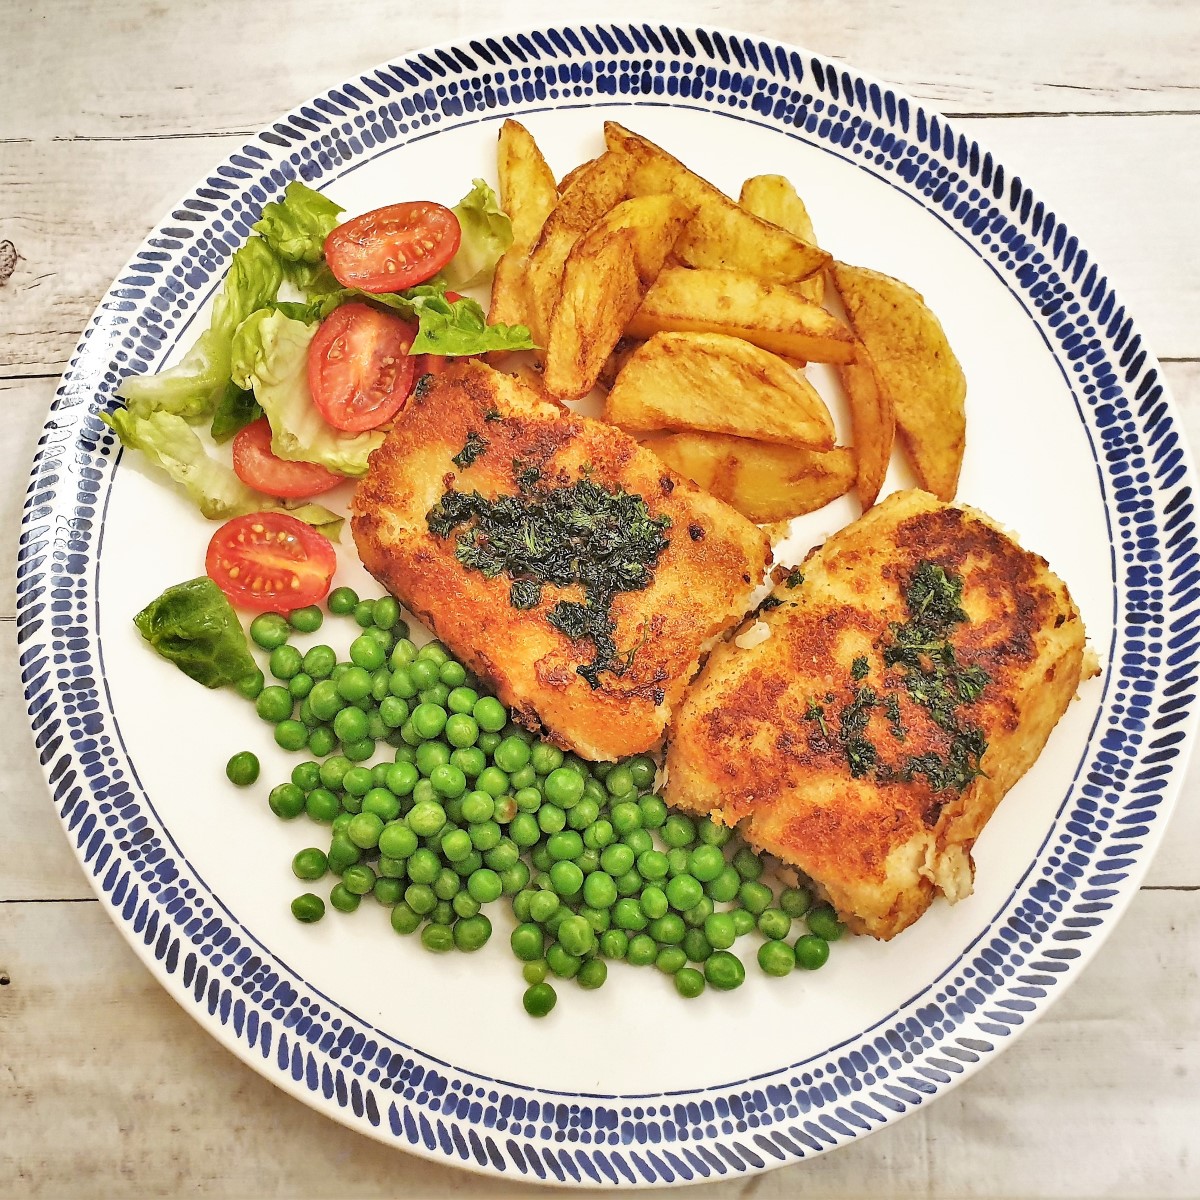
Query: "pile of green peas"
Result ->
[[225, 586, 846, 1017]]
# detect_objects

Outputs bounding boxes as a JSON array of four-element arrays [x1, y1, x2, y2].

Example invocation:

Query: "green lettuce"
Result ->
[[117, 236, 284, 421], [442, 178, 513, 290], [103, 407, 343, 538], [134, 577, 258, 689], [231, 309, 383, 476], [252, 181, 344, 265], [209, 381, 262, 444]]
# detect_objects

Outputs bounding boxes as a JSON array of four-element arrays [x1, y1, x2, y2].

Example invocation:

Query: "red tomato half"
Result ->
[[324, 201, 461, 292], [206, 512, 337, 613], [232, 419, 343, 499], [307, 303, 417, 432]]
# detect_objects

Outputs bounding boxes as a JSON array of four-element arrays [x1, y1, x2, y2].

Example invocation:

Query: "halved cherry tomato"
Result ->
[[307, 303, 417, 432], [324, 201, 461, 293], [206, 512, 337, 613], [232, 419, 343, 499]]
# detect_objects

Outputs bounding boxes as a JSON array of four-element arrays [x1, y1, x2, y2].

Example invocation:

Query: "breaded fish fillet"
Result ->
[[665, 489, 1089, 939], [352, 361, 771, 761]]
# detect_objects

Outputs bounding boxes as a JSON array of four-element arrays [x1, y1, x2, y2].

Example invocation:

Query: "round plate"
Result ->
[[19, 23, 1197, 1187]]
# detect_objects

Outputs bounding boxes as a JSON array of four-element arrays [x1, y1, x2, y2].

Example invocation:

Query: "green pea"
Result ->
[[474, 767, 508, 799], [452, 891, 481, 919], [378, 854, 407, 880], [432, 867, 461, 901], [557, 915, 595, 958], [508, 763, 537, 791], [509, 813, 541, 848], [500, 862, 530, 895], [477, 731, 502, 756], [369, 595, 400, 630], [543, 767, 584, 808], [329, 883, 361, 914], [250, 612, 290, 650], [484, 838, 519, 872], [731, 908, 757, 937], [530, 742, 563, 775], [583, 778, 607, 807], [674, 967, 706, 998], [705, 865, 741, 903], [739, 880, 774, 916], [444, 713, 479, 748], [327, 832, 362, 873], [336, 666, 373, 703], [225, 751, 260, 787], [352, 600, 375, 629], [794, 933, 830, 970], [662, 814, 697, 848], [598, 929, 628, 959], [330, 706, 366, 745], [269, 644, 303, 681], [465, 695, 502, 732], [778, 886, 812, 918], [454, 914, 492, 952], [291, 848, 328, 881], [390, 902, 421, 934], [450, 747, 486, 779], [649, 914, 686, 946], [574, 958, 606, 990], [636, 849, 669, 881], [306, 726, 336, 758], [612, 898, 648, 932], [291, 759, 321, 791], [408, 801, 447, 838], [268, 783, 305, 820], [758, 939, 795, 977], [469, 820, 502, 852], [666, 874, 703, 912], [234, 667, 264, 700], [806, 904, 846, 942], [704, 950, 746, 991], [704, 912, 737, 950], [584, 819, 615, 851], [347, 812, 384, 849], [582, 871, 618, 910], [566, 798, 600, 832], [688, 844, 726, 883], [682, 928, 712, 963], [610, 801, 642, 835], [273, 720, 307, 752], [389, 639, 417, 671], [429, 763, 467, 799], [340, 766, 370, 798], [404, 883, 436, 915], [291, 893, 325, 923], [509, 922, 543, 962], [389, 667, 418, 701], [614, 869, 643, 899], [419, 682, 451, 708], [656, 946, 687, 975], [256, 686, 293, 724], [604, 764, 636, 797], [640, 886, 669, 921], [446, 686, 479, 715], [733, 847, 764, 881], [440, 828, 473, 863], [627, 934, 657, 966], [522, 982, 557, 1018], [308, 679, 343, 722], [638, 794, 668, 829], [373, 878, 404, 906], [342, 863, 378, 896], [546, 942, 582, 979], [419, 923, 453, 953], [406, 848, 441, 885], [759, 908, 792, 941], [623, 828, 653, 857], [305, 788, 341, 823], [697, 817, 733, 848], [438, 659, 467, 688], [548, 860, 583, 897], [665, 846, 691, 877], [467, 868, 503, 904], [377, 696, 409, 730], [417, 641, 451, 666], [491, 735, 529, 774], [548, 830, 584, 862], [327, 586, 359, 615]]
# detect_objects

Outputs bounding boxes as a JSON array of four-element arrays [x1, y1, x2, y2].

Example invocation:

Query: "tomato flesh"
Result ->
[[206, 512, 337, 613], [307, 303, 417, 432], [324, 201, 461, 293], [232, 419, 343, 499]]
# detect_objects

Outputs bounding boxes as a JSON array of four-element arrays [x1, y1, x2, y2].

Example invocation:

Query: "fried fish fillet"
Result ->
[[352, 361, 771, 761], [664, 489, 1090, 939]]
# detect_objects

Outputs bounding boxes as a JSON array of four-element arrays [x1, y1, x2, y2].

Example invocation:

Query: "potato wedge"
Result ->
[[837, 339, 895, 510], [738, 174, 824, 306], [644, 431, 856, 522], [626, 267, 853, 364], [544, 195, 694, 400], [596, 337, 644, 392], [525, 148, 638, 347], [604, 122, 829, 282], [489, 120, 558, 330], [605, 332, 835, 449], [830, 262, 966, 501]]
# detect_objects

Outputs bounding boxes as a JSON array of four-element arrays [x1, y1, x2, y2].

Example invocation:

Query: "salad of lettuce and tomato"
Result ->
[[107, 176, 532, 663]]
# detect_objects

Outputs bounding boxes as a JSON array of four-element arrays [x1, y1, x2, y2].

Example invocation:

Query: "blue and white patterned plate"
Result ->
[[18, 24, 1197, 1186]]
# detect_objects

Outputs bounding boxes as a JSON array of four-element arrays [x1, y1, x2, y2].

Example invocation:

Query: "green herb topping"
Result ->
[[451, 430, 488, 471], [818, 561, 991, 795], [426, 477, 672, 688], [785, 568, 804, 588]]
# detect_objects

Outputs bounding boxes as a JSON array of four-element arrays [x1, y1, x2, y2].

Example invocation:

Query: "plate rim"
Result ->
[[17, 20, 1199, 1187]]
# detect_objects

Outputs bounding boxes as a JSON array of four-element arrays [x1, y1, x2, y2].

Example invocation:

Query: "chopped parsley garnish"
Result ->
[[758, 595, 784, 612], [426, 477, 672, 688], [816, 561, 990, 795], [451, 430, 488, 470], [785, 568, 804, 588]]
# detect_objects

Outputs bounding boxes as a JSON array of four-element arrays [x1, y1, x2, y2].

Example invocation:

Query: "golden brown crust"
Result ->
[[664, 489, 1088, 939], [351, 360, 771, 761]]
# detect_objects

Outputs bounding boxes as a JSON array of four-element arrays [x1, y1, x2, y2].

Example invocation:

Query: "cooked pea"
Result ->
[[234, 667, 265, 700], [250, 612, 290, 650], [688, 844, 725, 883], [576, 958, 607, 990], [636, 849, 669, 881], [604, 764, 636, 797], [327, 586, 359, 615], [529, 742, 563, 775], [406, 848, 441, 885], [758, 908, 792, 941], [662, 814, 697, 848], [546, 942, 582, 979], [674, 967, 706, 998], [730, 908, 757, 937], [509, 813, 541, 848], [704, 950, 746, 991], [614, 869, 643, 898], [609, 800, 642, 835], [703, 912, 737, 950], [291, 893, 325, 923], [420, 923, 454, 953], [404, 882, 436, 915], [638, 794, 668, 829], [536, 804, 566, 835], [805, 904, 846, 942], [500, 862, 529, 895], [268, 782, 305, 820], [452, 891, 481, 919], [599, 929, 629, 959], [225, 751, 260, 787], [342, 766, 373, 797], [269, 644, 303, 681], [291, 848, 328, 881], [696, 817, 733, 848], [352, 600, 376, 629], [329, 883, 361, 913], [733, 846, 764, 881], [484, 838, 520, 872], [432, 867, 461, 901], [682, 928, 712, 963], [342, 863, 377, 895], [705, 865, 741, 904], [547, 830, 584, 862], [408, 801, 447, 838], [584, 819, 615, 851], [333, 706, 369, 745], [779, 886, 813, 919], [665, 873, 703, 912], [472, 696, 508, 732], [306, 726, 336, 758], [626, 934, 657, 966], [739, 880, 774, 915], [336, 666, 373, 703], [347, 812, 384, 849], [256, 686, 293, 724], [390, 902, 421, 935], [467, 868, 503, 904], [557, 915, 596, 958], [454, 914, 492, 952], [385, 761, 419, 797], [794, 933, 830, 970], [640, 886, 669, 921], [305, 788, 340, 823], [612, 898, 648, 932], [548, 860, 583, 897], [373, 878, 404, 906], [656, 946, 687, 975], [522, 982, 557, 1018]]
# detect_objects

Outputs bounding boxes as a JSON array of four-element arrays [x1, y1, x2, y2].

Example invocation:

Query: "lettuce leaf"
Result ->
[[442, 178, 513, 290], [102, 406, 342, 538], [117, 236, 284, 421], [209, 381, 262, 443], [134, 577, 258, 689], [253, 181, 344, 265], [231, 309, 383, 477]]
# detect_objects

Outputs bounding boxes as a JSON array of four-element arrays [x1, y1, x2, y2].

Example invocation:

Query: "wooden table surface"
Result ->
[[3, 2, 1198, 1196]]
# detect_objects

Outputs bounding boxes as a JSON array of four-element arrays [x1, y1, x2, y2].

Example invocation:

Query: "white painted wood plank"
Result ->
[[2, 890, 1195, 1197], [1, 117, 1197, 378], [5, 0, 1197, 143]]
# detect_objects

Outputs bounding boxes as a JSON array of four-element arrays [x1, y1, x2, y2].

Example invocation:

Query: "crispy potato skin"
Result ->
[[665, 489, 1088, 939], [352, 361, 771, 761]]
